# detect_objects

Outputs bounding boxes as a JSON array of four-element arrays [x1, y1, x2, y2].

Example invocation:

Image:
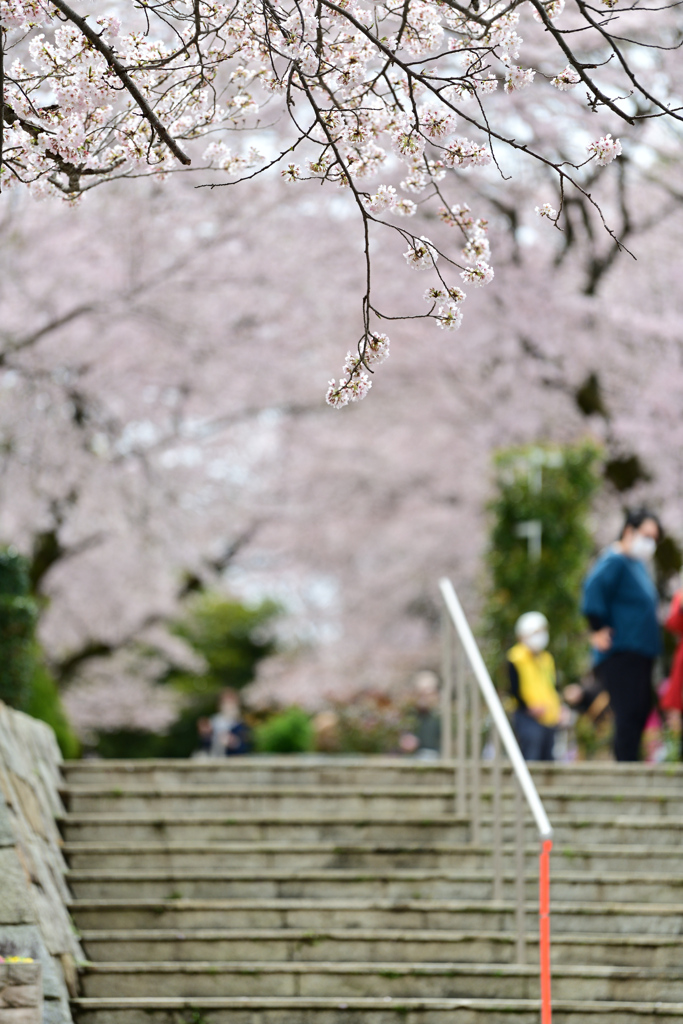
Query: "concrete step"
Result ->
[[61, 757, 683, 792], [69, 995, 683, 1024], [77, 927, 683, 969], [64, 786, 458, 817], [59, 813, 683, 846], [65, 867, 683, 903], [67, 898, 683, 935], [62, 841, 683, 874], [61, 816, 473, 845], [63, 785, 683, 818], [75, 960, 683, 1001]]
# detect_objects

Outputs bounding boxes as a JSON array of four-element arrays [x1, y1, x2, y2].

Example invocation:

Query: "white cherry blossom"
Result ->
[[404, 237, 439, 270]]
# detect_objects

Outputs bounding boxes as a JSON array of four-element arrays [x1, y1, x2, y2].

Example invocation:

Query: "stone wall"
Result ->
[[0, 962, 43, 1024], [0, 702, 82, 1024]]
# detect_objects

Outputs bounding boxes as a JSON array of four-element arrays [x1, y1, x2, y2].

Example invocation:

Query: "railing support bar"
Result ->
[[440, 608, 453, 762], [470, 669, 481, 846], [456, 640, 467, 818], [515, 779, 526, 964], [492, 728, 503, 901]]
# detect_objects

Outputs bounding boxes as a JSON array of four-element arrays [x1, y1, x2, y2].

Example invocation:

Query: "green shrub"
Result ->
[[333, 692, 410, 754], [26, 664, 80, 759], [94, 728, 165, 760], [254, 707, 314, 753]]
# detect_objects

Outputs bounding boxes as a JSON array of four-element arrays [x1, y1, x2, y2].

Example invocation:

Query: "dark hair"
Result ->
[[620, 507, 662, 540]]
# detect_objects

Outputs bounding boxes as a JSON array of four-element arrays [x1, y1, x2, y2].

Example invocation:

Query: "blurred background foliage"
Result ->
[[158, 593, 280, 758], [483, 441, 603, 688], [91, 593, 280, 759]]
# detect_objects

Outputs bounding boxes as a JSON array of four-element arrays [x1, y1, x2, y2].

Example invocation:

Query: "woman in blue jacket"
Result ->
[[582, 509, 661, 761]]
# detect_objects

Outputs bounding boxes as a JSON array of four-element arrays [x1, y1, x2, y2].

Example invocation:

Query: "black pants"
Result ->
[[513, 710, 556, 761], [595, 651, 654, 762]]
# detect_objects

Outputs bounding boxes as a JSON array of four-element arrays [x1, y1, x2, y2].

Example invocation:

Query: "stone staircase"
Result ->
[[61, 758, 683, 1024]]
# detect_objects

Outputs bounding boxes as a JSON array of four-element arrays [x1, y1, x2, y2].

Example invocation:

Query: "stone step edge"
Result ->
[[61, 757, 683, 773], [75, 960, 683, 980], [66, 897, 683, 915], [69, 996, 683, 1013], [67, 786, 462, 796], [63, 784, 683, 801], [64, 868, 683, 883], [76, 927, 683, 947], [59, 813, 683, 826], [61, 841, 683, 857]]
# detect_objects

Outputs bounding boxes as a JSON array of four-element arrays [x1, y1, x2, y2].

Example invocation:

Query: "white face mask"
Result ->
[[630, 534, 657, 562], [525, 629, 549, 653]]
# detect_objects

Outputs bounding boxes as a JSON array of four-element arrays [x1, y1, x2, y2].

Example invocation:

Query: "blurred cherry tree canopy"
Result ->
[[1, 0, 682, 402], [1, 161, 682, 712], [1, 0, 682, 721]]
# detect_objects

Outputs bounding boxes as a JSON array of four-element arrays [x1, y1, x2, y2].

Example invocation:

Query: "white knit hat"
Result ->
[[515, 611, 548, 639]]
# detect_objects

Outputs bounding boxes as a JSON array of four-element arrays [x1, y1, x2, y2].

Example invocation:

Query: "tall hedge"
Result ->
[[483, 441, 602, 686]]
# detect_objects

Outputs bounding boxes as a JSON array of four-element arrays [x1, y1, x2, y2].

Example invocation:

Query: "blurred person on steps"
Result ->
[[582, 509, 661, 762], [508, 612, 563, 762]]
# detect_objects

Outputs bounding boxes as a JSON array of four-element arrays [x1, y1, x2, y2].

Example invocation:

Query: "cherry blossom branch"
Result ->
[[49, 0, 192, 166], [0, 24, 5, 194]]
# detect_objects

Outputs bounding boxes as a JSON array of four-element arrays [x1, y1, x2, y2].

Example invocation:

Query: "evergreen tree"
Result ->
[[0, 550, 38, 711], [483, 442, 602, 687], [0, 548, 80, 755]]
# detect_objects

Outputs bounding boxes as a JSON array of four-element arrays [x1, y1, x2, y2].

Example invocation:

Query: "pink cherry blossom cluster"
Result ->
[[504, 65, 536, 94], [403, 237, 439, 271], [551, 66, 581, 91], [326, 332, 390, 407], [587, 134, 623, 167], [461, 261, 495, 287]]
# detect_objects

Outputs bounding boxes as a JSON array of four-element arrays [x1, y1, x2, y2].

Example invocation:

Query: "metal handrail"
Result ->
[[440, 578, 553, 838], [439, 577, 553, 1024]]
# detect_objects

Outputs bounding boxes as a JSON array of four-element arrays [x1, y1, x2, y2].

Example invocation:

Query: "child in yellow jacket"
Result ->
[[508, 611, 562, 762]]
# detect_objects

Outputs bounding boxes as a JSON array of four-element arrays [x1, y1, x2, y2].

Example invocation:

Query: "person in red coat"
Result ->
[[662, 589, 683, 759]]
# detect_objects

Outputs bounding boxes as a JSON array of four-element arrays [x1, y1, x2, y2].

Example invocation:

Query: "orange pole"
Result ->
[[539, 838, 553, 1024]]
